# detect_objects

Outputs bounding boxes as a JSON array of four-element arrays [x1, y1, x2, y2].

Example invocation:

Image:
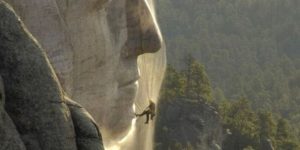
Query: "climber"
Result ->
[[136, 100, 156, 124]]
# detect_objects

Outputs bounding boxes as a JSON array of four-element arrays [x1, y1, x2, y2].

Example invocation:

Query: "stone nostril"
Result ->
[[123, 0, 163, 57], [138, 0, 162, 55]]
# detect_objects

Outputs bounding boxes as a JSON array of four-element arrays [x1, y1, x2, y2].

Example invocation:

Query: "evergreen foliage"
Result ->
[[156, 0, 300, 146], [160, 64, 185, 101], [161, 55, 212, 102], [184, 55, 212, 101], [157, 0, 300, 112], [157, 62, 300, 149]]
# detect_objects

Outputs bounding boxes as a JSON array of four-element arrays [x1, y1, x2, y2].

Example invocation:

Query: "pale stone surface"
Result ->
[[0, 2, 77, 149], [6, 0, 163, 145], [0, 2, 104, 149]]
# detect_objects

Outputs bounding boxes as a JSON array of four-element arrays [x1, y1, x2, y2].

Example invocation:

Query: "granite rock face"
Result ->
[[65, 96, 104, 150], [0, 2, 77, 149], [6, 0, 163, 144], [0, 1, 103, 149], [0, 76, 26, 150], [155, 98, 223, 150]]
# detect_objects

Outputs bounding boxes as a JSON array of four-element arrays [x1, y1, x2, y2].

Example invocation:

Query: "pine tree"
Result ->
[[183, 55, 212, 102], [184, 54, 195, 98], [258, 112, 276, 139], [276, 118, 300, 150], [276, 119, 291, 140], [258, 112, 276, 150], [221, 98, 260, 150], [161, 65, 185, 101]]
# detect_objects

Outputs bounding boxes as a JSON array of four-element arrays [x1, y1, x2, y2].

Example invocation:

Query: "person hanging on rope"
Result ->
[[136, 100, 156, 124]]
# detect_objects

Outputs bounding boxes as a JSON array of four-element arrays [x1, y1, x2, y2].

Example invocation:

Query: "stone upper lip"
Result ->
[[118, 75, 140, 88]]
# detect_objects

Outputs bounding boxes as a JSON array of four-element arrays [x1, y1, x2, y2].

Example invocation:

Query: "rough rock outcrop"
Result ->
[[5, 1, 162, 139], [0, 2, 76, 149], [0, 1, 103, 149], [0, 76, 26, 150], [4, 0, 164, 148], [155, 98, 223, 150], [65, 96, 104, 150]]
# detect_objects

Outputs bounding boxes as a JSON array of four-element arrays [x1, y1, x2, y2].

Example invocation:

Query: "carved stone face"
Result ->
[[6, 0, 162, 141]]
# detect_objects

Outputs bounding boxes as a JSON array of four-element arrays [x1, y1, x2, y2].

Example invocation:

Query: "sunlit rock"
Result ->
[[0, 2, 77, 149], [6, 1, 164, 149], [0, 2, 104, 149]]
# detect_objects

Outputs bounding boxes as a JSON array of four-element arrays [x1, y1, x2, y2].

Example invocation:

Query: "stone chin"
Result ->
[[102, 81, 138, 140]]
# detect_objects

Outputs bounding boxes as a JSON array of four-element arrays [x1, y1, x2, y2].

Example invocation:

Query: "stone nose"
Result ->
[[139, 0, 162, 54], [124, 0, 162, 58]]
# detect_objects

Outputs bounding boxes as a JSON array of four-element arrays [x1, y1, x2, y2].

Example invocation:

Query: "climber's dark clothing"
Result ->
[[136, 109, 155, 124], [136, 101, 156, 124]]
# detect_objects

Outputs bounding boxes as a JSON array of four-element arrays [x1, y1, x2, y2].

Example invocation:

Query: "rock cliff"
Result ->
[[4, 1, 164, 149], [0, 1, 103, 149], [155, 98, 223, 150]]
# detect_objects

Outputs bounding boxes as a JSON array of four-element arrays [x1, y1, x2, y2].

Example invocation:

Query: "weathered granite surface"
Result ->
[[0, 76, 26, 150], [155, 98, 223, 150], [65, 96, 104, 150], [0, 2, 76, 149], [5, 0, 163, 145], [0, 1, 103, 149]]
